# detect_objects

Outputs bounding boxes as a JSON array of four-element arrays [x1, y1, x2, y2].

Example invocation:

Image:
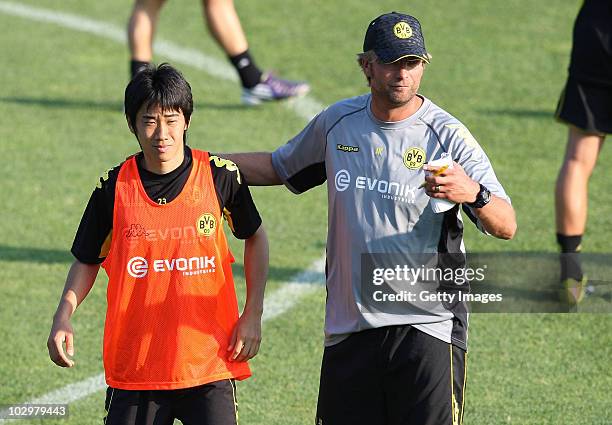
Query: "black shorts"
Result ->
[[555, 77, 612, 135], [567, 0, 612, 84], [556, 1, 612, 135], [316, 325, 467, 425], [103, 380, 238, 425]]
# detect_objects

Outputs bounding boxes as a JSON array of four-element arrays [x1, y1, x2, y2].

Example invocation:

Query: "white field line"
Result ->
[[0, 1, 324, 121], [262, 257, 326, 321], [0, 0, 327, 418]]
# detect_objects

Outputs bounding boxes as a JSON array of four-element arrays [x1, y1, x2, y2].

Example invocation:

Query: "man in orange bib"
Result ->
[[47, 63, 269, 425]]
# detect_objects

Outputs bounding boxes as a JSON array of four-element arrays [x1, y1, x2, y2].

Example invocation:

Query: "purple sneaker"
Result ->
[[241, 72, 310, 105]]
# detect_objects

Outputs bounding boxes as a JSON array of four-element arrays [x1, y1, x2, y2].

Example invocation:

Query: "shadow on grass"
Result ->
[[0, 245, 316, 283], [478, 108, 554, 119], [0, 245, 74, 264], [0, 97, 249, 112], [0, 96, 123, 112], [4, 246, 609, 309]]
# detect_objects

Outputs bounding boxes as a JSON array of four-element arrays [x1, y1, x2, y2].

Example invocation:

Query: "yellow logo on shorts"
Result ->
[[402, 147, 426, 169], [452, 394, 460, 425], [393, 22, 413, 39], [196, 213, 217, 237]]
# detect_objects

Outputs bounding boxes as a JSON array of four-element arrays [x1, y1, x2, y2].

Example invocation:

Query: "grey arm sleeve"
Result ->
[[271, 111, 328, 194]]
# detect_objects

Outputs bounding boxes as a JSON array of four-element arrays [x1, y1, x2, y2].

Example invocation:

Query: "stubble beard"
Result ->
[[386, 84, 417, 107]]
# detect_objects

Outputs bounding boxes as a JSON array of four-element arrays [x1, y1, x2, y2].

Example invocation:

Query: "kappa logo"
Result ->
[[197, 213, 217, 237], [452, 394, 460, 425], [337, 144, 359, 153], [393, 21, 412, 39], [402, 147, 426, 170], [125, 224, 150, 240], [123, 224, 201, 244], [96, 167, 113, 189], [210, 156, 241, 184]]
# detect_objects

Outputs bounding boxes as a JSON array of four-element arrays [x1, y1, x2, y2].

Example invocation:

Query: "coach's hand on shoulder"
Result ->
[[47, 315, 75, 368], [227, 308, 262, 363], [423, 162, 480, 204]]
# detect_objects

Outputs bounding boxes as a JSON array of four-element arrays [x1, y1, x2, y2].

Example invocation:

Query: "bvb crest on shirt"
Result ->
[[402, 147, 426, 170], [197, 213, 217, 237]]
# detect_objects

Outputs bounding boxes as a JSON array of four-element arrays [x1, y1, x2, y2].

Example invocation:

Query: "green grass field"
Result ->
[[1, 0, 610, 423]]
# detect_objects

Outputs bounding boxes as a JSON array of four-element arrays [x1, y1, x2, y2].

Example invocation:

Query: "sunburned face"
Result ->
[[129, 103, 189, 174]]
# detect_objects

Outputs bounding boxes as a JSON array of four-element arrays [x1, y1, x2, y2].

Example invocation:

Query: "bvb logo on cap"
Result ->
[[393, 21, 412, 39]]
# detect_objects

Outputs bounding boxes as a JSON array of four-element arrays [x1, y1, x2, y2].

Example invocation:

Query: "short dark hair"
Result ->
[[124, 63, 194, 132]]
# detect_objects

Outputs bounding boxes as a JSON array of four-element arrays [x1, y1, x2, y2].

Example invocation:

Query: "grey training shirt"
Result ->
[[272, 94, 510, 350]]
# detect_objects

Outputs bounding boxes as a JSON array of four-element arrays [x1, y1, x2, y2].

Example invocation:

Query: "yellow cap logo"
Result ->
[[197, 213, 217, 237], [393, 22, 412, 39], [403, 147, 426, 169]]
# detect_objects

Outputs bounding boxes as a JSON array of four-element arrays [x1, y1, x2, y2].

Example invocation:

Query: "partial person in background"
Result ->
[[128, 0, 310, 105], [554, 0, 611, 304]]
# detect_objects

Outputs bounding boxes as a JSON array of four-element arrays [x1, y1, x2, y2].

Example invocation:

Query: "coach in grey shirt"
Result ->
[[228, 11, 516, 425]]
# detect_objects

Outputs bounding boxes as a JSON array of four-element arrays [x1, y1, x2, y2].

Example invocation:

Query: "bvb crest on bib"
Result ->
[[197, 213, 217, 237]]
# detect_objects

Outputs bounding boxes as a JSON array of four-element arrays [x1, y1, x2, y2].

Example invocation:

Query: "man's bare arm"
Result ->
[[47, 260, 100, 367], [424, 163, 517, 240], [221, 152, 282, 186], [228, 224, 269, 362], [469, 196, 517, 240]]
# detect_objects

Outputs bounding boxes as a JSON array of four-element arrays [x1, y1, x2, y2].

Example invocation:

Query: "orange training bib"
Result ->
[[101, 149, 250, 390]]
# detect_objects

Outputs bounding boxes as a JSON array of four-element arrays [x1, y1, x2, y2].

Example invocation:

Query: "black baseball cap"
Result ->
[[363, 12, 430, 64]]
